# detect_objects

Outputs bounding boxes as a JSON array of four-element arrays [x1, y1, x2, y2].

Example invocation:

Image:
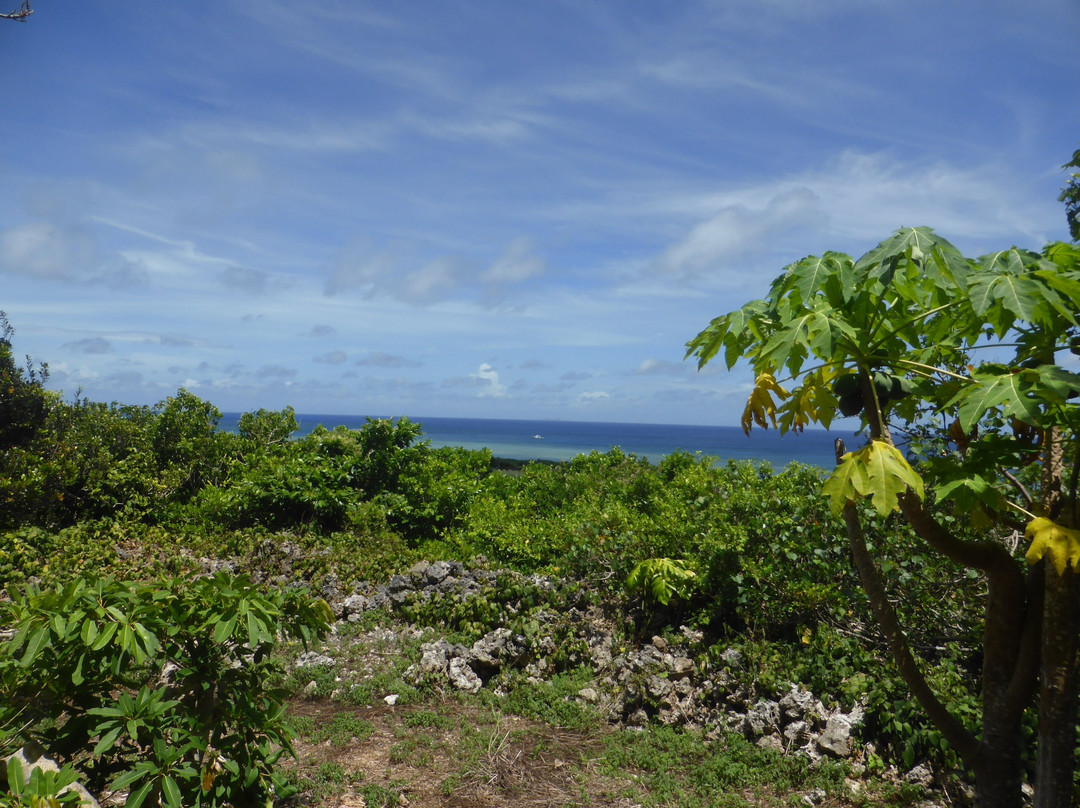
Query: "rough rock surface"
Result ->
[[276, 559, 953, 801]]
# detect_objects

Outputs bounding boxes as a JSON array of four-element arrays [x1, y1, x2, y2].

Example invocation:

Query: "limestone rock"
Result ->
[[743, 699, 781, 739], [448, 657, 482, 694], [815, 713, 856, 757]]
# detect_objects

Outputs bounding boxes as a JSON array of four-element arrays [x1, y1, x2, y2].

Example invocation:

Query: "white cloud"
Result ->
[[655, 187, 826, 281], [472, 363, 509, 399], [355, 351, 421, 368], [578, 391, 610, 402], [62, 337, 113, 355], [401, 256, 467, 305]]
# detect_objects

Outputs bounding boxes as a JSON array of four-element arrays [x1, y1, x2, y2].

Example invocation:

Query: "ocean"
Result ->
[[219, 413, 844, 469]]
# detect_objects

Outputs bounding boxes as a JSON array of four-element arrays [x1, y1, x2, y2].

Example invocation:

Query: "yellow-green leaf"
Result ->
[[822, 449, 868, 514], [821, 440, 924, 516], [741, 373, 790, 434], [861, 440, 924, 515], [1025, 517, 1080, 575]]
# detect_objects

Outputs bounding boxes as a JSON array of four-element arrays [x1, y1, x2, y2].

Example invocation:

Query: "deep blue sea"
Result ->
[[219, 413, 842, 469]]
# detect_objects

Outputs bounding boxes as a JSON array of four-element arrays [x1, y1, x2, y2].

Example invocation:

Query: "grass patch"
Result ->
[[286, 708, 375, 747], [599, 726, 850, 808], [493, 667, 601, 729]]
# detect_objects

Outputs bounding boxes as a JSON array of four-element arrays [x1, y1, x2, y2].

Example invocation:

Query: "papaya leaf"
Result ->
[[822, 449, 869, 515], [860, 440, 925, 516], [822, 440, 923, 517], [741, 373, 790, 434], [1025, 517, 1080, 575], [853, 227, 945, 275], [934, 474, 1007, 515], [949, 367, 1042, 432], [791, 254, 837, 304]]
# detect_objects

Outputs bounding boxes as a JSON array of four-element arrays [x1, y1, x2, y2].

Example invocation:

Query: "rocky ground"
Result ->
[[272, 555, 963, 807]]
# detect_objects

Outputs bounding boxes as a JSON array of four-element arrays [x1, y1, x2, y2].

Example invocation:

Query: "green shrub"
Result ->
[[0, 572, 332, 807]]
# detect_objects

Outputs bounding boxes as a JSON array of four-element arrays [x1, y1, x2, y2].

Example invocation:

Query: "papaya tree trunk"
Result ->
[[973, 715, 1025, 808], [1033, 565, 1080, 808]]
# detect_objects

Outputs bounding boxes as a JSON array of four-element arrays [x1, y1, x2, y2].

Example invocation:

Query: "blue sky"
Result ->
[[2, 1, 1078, 426]]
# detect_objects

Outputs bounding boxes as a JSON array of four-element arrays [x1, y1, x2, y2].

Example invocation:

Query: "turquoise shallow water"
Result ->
[[220, 413, 843, 469]]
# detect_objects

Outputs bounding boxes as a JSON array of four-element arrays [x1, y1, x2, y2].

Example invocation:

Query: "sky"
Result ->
[[1, 1, 1078, 426]]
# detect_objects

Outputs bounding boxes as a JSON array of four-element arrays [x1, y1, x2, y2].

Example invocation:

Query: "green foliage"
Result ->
[[599, 725, 848, 808], [0, 573, 331, 807], [495, 667, 601, 730], [626, 558, 700, 606], [1060, 146, 1080, 242], [687, 226, 1080, 521], [188, 417, 487, 540], [0, 312, 51, 453], [237, 406, 298, 449], [1, 754, 82, 808]]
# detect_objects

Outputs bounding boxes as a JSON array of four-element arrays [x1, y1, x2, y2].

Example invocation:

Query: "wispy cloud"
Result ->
[[314, 350, 348, 365], [3, 0, 1073, 424], [355, 351, 421, 368], [63, 337, 113, 355]]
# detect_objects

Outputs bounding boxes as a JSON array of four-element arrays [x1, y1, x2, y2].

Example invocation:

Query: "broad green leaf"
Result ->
[[161, 775, 182, 808], [212, 615, 237, 645], [979, 248, 1027, 275], [860, 441, 924, 515], [80, 619, 99, 647], [1025, 517, 1080, 575], [18, 626, 49, 668], [91, 622, 118, 651], [792, 254, 836, 303], [950, 368, 1041, 431], [934, 474, 1006, 514], [125, 779, 155, 808], [7, 756, 26, 794], [93, 726, 124, 757], [1027, 364, 1080, 405]]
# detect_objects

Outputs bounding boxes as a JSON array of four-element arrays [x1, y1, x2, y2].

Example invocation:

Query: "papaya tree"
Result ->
[[687, 227, 1080, 808]]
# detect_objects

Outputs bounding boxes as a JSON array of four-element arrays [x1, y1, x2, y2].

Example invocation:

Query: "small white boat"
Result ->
[[532, 434, 543, 439]]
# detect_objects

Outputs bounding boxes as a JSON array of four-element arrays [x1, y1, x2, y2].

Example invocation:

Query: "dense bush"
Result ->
[[0, 573, 331, 807]]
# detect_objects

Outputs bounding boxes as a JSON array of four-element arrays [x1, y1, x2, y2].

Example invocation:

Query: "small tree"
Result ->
[[1061, 147, 1080, 243], [687, 227, 1080, 807], [0, 312, 51, 451]]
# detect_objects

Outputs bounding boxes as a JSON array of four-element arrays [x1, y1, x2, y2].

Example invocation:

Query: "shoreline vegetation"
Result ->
[[2, 328, 987, 806]]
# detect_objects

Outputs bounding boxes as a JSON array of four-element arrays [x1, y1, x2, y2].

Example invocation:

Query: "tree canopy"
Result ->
[[688, 227, 1080, 808]]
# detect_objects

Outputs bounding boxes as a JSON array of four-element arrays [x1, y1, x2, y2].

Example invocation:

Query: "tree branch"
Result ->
[[841, 498, 980, 765], [900, 492, 1023, 576], [1002, 566, 1043, 719], [0, 1, 31, 21], [1002, 469, 1035, 510]]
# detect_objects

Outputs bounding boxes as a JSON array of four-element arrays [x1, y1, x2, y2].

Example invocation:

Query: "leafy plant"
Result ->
[[688, 224, 1080, 806], [626, 558, 700, 606], [0, 573, 332, 807]]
